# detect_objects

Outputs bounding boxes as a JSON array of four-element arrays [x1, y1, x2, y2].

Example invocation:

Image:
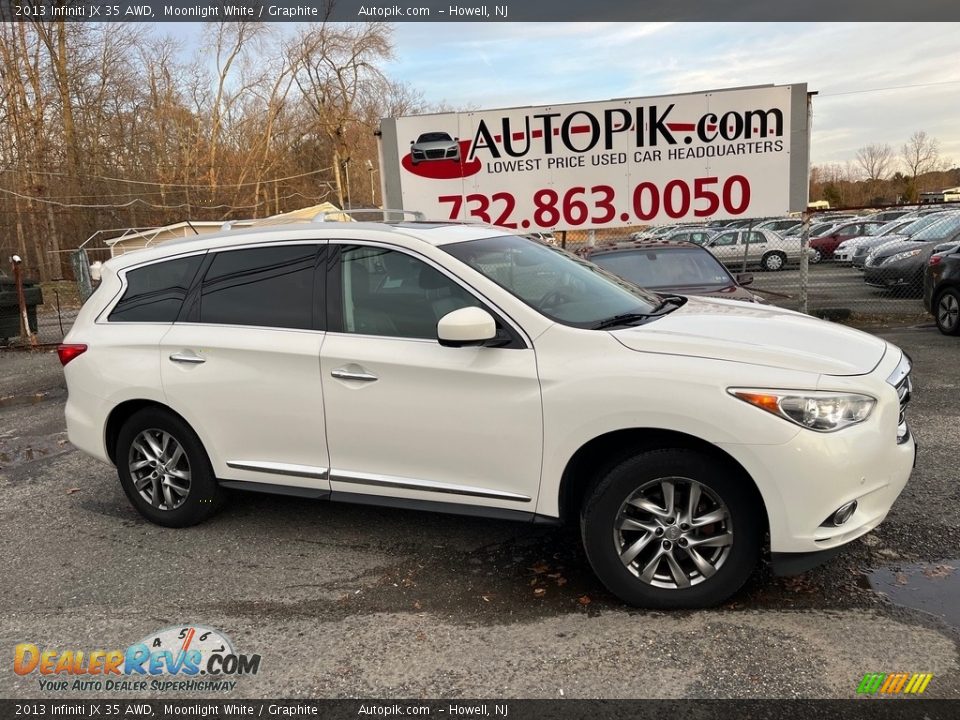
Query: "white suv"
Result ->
[[60, 221, 915, 608]]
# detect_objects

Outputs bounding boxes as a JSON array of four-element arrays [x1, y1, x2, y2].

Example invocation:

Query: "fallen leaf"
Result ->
[[923, 564, 956, 579], [895, 572, 909, 585], [530, 562, 549, 574], [578, 595, 591, 606], [533, 587, 546, 597], [66, 487, 81, 495], [556, 577, 568, 587], [412, 600, 422, 610], [481, 595, 491, 603]]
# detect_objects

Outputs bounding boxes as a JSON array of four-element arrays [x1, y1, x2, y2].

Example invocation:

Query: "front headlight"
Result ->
[[882, 248, 922, 265], [729, 389, 876, 432]]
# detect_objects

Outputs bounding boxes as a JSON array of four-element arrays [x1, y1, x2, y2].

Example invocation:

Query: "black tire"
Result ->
[[934, 287, 960, 335], [116, 407, 225, 528], [809, 249, 822, 264], [580, 448, 762, 608], [761, 251, 787, 272]]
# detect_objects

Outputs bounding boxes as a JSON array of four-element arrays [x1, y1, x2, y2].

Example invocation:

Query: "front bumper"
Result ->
[[864, 262, 922, 289], [716, 351, 914, 556]]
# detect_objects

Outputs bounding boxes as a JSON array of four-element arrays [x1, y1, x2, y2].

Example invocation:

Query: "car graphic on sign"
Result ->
[[410, 131, 460, 165]]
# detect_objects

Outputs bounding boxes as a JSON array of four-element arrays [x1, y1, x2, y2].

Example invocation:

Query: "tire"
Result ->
[[761, 251, 786, 272], [115, 407, 225, 528], [809, 249, 822, 264], [580, 448, 762, 608], [934, 287, 960, 335]]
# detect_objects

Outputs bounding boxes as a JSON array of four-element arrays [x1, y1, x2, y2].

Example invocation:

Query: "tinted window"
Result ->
[[198, 246, 318, 330], [340, 246, 478, 339], [110, 255, 202, 323]]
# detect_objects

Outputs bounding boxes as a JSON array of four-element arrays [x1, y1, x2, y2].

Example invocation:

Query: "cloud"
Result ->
[[388, 22, 960, 168]]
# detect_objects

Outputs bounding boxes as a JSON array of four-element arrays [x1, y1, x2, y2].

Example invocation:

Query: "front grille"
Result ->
[[887, 354, 912, 444], [425, 149, 446, 159]]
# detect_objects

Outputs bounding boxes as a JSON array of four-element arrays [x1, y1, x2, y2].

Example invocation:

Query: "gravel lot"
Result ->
[[1, 324, 957, 699]]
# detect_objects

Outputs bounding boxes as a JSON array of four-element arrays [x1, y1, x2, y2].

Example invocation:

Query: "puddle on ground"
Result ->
[[0, 432, 71, 469], [869, 560, 960, 628]]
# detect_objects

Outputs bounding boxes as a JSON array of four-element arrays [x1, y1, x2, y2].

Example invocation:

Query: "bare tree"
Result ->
[[855, 144, 894, 182], [901, 131, 942, 179]]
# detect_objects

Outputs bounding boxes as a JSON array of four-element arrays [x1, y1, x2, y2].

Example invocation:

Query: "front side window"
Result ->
[[443, 235, 662, 328], [339, 246, 478, 339], [712, 232, 737, 246], [745, 232, 767, 245], [109, 255, 203, 323], [197, 245, 318, 330]]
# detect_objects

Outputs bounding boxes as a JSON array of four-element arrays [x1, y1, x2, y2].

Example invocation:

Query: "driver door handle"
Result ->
[[169, 351, 205, 364], [331, 366, 378, 382]]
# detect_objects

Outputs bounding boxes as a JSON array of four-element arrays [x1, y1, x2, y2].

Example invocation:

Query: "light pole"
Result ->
[[366, 159, 378, 207]]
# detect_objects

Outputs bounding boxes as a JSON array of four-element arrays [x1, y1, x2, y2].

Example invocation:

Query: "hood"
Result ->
[[870, 238, 925, 260], [611, 296, 887, 376], [858, 233, 908, 251], [414, 139, 457, 150]]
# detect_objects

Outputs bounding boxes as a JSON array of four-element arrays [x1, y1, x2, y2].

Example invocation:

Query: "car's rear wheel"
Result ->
[[935, 287, 960, 335], [809, 249, 822, 264], [116, 407, 224, 527], [762, 251, 786, 271], [580, 448, 762, 608]]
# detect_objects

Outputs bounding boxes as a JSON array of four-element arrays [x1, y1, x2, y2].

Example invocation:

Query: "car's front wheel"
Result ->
[[809, 249, 822, 264], [116, 407, 225, 527], [935, 287, 960, 335], [580, 448, 762, 608]]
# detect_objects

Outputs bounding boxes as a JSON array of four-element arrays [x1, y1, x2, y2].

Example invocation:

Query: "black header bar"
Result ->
[[1, 0, 959, 22]]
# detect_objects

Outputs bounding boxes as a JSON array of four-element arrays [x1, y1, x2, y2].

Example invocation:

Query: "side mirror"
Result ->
[[454, 137, 459, 141], [736, 272, 754, 286], [410, 140, 414, 144], [437, 307, 497, 347]]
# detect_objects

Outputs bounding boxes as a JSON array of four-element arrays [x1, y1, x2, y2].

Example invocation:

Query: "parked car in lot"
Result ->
[[582, 239, 764, 303], [660, 228, 717, 246], [852, 213, 949, 269], [924, 240, 960, 335], [704, 228, 802, 271], [868, 209, 912, 224], [59, 220, 915, 609], [834, 217, 917, 263], [864, 212, 960, 293], [808, 220, 889, 263], [756, 218, 803, 234]]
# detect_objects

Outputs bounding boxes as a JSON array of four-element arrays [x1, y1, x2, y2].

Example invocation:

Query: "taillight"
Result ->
[[929, 255, 942, 266], [57, 344, 87, 366]]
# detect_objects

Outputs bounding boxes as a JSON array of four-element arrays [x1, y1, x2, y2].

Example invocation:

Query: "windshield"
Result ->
[[443, 235, 662, 328], [872, 218, 912, 236], [590, 247, 734, 289], [806, 222, 836, 236], [912, 212, 960, 240], [417, 132, 452, 142]]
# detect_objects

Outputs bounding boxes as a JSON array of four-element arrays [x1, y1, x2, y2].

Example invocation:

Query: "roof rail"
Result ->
[[311, 208, 426, 223]]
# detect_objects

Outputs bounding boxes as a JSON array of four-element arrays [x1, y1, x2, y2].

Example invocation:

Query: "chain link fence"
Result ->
[[3, 202, 959, 350], [562, 200, 960, 325]]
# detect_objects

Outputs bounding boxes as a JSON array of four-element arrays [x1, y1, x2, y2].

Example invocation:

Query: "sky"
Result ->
[[380, 22, 960, 169]]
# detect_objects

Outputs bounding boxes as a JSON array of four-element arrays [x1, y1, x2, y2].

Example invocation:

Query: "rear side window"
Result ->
[[197, 245, 318, 330], [109, 255, 203, 323]]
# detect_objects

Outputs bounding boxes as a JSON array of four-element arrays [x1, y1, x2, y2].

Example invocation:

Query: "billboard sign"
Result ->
[[379, 84, 809, 231]]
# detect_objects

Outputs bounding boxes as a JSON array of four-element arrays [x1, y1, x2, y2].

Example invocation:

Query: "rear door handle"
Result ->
[[169, 352, 206, 365], [331, 366, 378, 382]]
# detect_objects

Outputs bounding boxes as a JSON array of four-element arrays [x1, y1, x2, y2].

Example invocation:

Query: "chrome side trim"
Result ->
[[225, 460, 330, 480], [329, 469, 531, 502]]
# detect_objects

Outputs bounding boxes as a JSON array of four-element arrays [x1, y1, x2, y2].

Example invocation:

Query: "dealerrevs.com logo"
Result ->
[[14, 625, 261, 693]]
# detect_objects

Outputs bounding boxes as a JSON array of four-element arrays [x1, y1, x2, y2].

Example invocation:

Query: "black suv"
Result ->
[[924, 240, 960, 335]]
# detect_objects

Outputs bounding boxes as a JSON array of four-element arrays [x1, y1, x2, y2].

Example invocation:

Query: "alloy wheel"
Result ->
[[128, 429, 192, 510], [613, 477, 733, 589], [938, 292, 959, 332]]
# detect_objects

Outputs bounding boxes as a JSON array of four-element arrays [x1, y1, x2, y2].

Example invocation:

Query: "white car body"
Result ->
[[834, 238, 861, 263], [61, 221, 915, 606]]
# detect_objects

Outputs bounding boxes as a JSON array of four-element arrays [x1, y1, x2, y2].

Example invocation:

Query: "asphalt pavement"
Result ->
[[0, 324, 957, 699]]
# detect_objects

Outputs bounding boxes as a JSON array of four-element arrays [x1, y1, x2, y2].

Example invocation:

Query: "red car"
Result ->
[[808, 220, 887, 263]]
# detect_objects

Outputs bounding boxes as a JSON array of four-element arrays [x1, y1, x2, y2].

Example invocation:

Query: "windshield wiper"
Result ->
[[591, 312, 654, 330]]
